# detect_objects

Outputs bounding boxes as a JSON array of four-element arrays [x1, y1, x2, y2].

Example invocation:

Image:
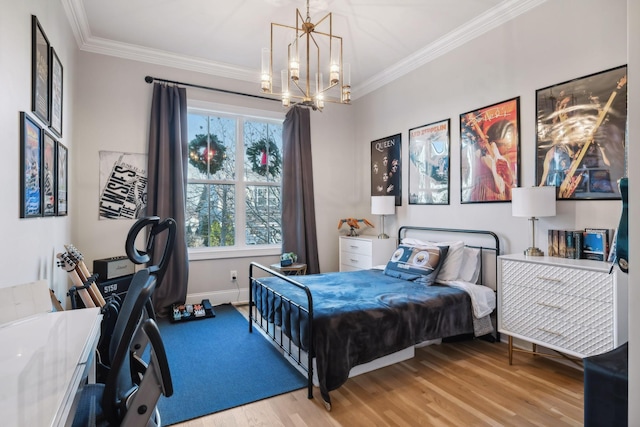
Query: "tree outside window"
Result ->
[[185, 110, 282, 249]]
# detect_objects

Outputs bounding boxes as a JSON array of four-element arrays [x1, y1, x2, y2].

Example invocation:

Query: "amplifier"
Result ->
[[93, 256, 135, 281]]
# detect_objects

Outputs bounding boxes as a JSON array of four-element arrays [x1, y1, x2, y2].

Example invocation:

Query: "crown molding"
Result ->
[[353, 0, 548, 98], [62, 0, 547, 100]]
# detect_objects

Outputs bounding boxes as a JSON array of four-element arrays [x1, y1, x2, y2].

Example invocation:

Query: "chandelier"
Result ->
[[261, 0, 351, 110]]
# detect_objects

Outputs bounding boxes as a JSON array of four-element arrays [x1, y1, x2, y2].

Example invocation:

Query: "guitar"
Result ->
[[56, 252, 96, 308], [65, 244, 106, 307], [558, 75, 627, 198], [616, 177, 628, 273]]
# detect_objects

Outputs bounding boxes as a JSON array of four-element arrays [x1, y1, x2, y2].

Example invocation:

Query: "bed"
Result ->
[[248, 226, 500, 410]]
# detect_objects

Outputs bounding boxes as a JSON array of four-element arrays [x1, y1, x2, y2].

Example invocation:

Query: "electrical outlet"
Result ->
[[230, 270, 238, 281]]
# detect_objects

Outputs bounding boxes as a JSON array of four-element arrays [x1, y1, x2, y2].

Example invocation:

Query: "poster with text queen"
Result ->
[[371, 133, 401, 206]]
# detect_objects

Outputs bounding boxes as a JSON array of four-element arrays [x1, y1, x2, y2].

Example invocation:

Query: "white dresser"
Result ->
[[339, 235, 397, 272], [498, 254, 628, 363]]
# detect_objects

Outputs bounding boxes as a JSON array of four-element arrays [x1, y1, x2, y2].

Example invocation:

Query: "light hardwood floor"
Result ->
[[173, 333, 584, 426]]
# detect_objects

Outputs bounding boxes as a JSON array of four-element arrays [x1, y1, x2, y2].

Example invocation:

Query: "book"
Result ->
[[548, 229, 555, 257], [573, 230, 584, 260], [565, 231, 576, 259], [552, 230, 559, 258], [582, 229, 608, 261], [558, 230, 566, 258]]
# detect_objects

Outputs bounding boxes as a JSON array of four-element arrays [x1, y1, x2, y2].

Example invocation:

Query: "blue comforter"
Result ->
[[252, 269, 473, 403]]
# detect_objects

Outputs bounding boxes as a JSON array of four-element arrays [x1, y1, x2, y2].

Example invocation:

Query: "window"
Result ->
[[185, 105, 283, 255]]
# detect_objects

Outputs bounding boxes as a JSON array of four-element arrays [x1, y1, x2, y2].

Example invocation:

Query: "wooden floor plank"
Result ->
[[172, 337, 584, 426]]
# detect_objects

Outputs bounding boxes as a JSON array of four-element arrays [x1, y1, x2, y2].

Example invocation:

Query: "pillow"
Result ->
[[401, 238, 465, 282], [457, 247, 481, 283], [383, 244, 449, 286]]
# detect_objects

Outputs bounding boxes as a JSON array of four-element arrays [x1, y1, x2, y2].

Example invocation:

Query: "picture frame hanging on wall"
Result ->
[[20, 112, 43, 218], [535, 65, 627, 200], [459, 97, 520, 204], [49, 47, 63, 137], [42, 131, 57, 216], [371, 133, 402, 206], [31, 15, 50, 125], [56, 141, 68, 216], [408, 119, 450, 205]]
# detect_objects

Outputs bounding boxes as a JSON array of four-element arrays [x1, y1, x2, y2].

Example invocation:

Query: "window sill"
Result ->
[[188, 246, 281, 261]]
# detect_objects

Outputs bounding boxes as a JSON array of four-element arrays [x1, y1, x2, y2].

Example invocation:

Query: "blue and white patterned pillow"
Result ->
[[383, 244, 449, 285]]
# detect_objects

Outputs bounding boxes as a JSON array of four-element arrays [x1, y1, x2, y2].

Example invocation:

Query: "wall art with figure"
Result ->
[[409, 119, 450, 205], [371, 133, 401, 205], [535, 65, 627, 200], [460, 97, 520, 203]]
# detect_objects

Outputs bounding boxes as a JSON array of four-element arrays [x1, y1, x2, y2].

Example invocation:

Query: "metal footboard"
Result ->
[[248, 262, 315, 399]]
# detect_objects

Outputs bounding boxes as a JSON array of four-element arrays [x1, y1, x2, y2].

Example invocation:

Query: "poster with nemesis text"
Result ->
[[99, 151, 148, 220]]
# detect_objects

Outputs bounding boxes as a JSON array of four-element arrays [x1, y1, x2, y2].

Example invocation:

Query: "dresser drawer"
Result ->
[[340, 251, 373, 270], [501, 259, 612, 302], [502, 283, 613, 332], [340, 238, 373, 256], [502, 305, 614, 357]]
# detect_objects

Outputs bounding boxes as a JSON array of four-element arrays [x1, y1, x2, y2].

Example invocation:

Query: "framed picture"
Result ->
[[408, 119, 450, 205], [535, 65, 627, 200], [460, 97, 520, 203], [57, 142, 68, 216], [20, 112, 43, 218], [42, 132, 57, 216], [49, 47, 63, 137], [371, 133, 402, 206], [31, 15, 50, 125]]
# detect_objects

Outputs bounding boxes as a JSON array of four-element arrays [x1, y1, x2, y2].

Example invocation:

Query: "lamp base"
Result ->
[[524, 247, 545, 256], [377, 233, 389, 239]]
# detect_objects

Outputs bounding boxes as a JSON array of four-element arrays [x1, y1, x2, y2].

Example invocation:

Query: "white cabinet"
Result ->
[[339, 235, 397, 272], [498, 254, 628, 363]]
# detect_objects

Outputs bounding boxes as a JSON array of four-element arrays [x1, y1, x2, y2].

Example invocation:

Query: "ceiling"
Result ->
[[61, 0, 546, 99]]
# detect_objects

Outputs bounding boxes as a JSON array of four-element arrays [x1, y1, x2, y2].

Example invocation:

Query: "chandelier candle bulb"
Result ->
[[330, 62, 340, 85], [261, 48, 271, 92]]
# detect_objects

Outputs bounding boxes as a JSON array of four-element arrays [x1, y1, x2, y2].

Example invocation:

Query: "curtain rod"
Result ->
[[144, 76, 280, 103]]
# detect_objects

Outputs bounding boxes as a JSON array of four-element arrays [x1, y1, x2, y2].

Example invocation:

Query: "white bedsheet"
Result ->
[[439, 279, 496, 318]]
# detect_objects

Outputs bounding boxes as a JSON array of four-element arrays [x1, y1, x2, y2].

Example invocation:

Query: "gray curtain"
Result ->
[[147, 83, 189, 317], [282, 106, 320, 274]]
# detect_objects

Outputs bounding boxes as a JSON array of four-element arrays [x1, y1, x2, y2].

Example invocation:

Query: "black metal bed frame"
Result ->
[[248, 226, 500, 402]]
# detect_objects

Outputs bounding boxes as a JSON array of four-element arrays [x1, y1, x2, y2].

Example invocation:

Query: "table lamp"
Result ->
[[512, 186, 556, 256], [371, 196, 395, 239]]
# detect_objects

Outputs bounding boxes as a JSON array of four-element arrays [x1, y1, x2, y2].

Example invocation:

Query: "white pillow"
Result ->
[[401, 238, 465, 282], [457, 247, 481, 283]]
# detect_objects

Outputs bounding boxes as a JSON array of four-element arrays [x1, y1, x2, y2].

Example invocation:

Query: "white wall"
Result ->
[[354, 0, 627, 256], [0, 0, 77, 303], [627, 0, 638, 422], [72, 52, 356, 305]]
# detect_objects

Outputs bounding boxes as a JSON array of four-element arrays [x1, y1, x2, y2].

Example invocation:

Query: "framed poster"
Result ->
[[535, 65, 627, 200], [56, 142, 68, 216], [371, 134, 401, 206], [459, 97, 520, 203], [50, 47, 63, 137], [42, 132, 57, 216], [20, 112, 43, 218], [408, 119, 450, 205], [31, 15, 50, 125]]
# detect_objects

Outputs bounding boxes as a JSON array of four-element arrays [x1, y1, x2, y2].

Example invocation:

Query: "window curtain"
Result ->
[[147, 83, 189, 317], [282, 106, 320, 274]]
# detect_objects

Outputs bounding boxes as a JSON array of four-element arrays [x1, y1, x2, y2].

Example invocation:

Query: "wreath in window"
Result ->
[[246, 138, 282, 177], [188, 134, 226, 175]]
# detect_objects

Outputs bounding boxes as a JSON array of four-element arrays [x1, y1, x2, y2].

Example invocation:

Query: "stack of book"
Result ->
[[547, 228, 612, 261]]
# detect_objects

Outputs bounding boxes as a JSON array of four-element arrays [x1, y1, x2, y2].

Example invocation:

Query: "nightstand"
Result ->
[[270, 262, 307, 276], [498, 254, 628, 364], [339, 235, 397, 272]]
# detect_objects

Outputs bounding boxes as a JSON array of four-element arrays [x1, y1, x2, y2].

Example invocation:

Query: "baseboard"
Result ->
[[186, 289, 249, 306]]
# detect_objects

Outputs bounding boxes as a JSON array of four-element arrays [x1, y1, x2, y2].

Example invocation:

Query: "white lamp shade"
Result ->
[[371, 196, 395, 215], [511, 186, 556, 218]]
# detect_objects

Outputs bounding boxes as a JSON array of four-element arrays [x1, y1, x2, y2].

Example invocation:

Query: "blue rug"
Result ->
[[157, 304, 306, 425]]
